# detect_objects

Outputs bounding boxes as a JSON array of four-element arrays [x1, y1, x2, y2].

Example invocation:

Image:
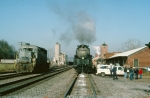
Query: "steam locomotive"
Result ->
[[14, 43, 49, 73], [74, 44, 94, 73]]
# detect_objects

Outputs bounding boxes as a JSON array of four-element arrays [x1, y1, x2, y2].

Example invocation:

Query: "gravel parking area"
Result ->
[[92, 75, 150, 98]]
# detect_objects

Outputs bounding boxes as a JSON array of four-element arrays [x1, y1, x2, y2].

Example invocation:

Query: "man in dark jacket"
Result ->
[[134, 68, 139, 79], [129, 67, 133, 80], [112, 65, 118, 80]]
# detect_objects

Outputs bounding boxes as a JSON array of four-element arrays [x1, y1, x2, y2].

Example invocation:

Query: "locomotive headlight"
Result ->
[[82, 57, 84, 59]]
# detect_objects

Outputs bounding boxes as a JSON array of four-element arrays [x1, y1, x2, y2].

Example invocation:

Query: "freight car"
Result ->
[[74, 44, 94, 73], [14, 43, 49, 73]]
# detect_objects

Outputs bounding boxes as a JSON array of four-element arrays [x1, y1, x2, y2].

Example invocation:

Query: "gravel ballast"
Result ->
[[1, 69, 150, 98], [2, 68, 76, 98]]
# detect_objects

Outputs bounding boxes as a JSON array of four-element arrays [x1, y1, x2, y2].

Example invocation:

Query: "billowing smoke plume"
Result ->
[[93, 46, 100, 56], [72, 12, 96, 44], [49, 2, 96, 45], [59, 30, 74, 44]]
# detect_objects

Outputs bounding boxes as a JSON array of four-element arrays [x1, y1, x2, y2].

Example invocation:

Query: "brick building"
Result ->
[[100, 43, 108, 59], [104, 52, 121, 59], [106, 46, 150, 68]]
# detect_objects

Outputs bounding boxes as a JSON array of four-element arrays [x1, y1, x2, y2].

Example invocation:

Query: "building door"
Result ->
[[134, 59, 138, 67]]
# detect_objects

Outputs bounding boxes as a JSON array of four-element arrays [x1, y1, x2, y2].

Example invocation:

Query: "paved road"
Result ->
[[92, 75, 150, 98]]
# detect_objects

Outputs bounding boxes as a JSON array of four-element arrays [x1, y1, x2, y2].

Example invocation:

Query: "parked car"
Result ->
[[96, 64, 124, 76], [144, 66, 150, 71]]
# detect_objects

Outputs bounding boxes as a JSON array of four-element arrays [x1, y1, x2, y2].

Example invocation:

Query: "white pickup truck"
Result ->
[[96, 64, 124, 76], [144, 66, 150, 71]]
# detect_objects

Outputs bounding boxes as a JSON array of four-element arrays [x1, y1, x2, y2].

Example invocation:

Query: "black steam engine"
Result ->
[[74, 44, 93, 73]]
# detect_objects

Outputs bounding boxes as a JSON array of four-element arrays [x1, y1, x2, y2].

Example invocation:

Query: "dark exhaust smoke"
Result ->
[[72, 12, 96, 44], [49, 2, 96, 45]]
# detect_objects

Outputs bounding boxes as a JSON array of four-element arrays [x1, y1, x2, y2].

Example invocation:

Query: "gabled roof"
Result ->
[[109, 46, 147, 58]]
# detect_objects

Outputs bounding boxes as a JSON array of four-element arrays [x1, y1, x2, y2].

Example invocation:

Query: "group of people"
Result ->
[[109, 64, 143, 80], [124, 67, 143, 80]]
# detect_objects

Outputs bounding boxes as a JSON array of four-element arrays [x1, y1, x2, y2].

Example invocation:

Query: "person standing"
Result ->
[[127, 67, 130, 78], [133, 67, 135, 79], [138, 68, 143, 79], [112, 65, 118, 80], [129, 67, 133, 80], [109, 63, 113, 77], [134, 68, 139, 79], [124, 66, 127, 79]]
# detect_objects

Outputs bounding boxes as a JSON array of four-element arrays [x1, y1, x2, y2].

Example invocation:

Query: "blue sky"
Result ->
[[0, 0, 150, 58]]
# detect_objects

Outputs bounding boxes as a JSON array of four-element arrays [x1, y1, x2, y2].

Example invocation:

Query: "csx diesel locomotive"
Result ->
[[14, 43, 49, 73], [74, 44, 93, 73]]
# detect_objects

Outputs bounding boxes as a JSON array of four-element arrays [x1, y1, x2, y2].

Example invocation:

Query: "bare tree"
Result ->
[[120, 39, 142, 52]]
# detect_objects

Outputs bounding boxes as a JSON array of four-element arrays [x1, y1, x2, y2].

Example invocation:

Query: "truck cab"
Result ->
[[96, 64, 124, 76]]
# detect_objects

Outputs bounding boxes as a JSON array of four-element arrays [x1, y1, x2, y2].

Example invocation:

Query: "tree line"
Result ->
[[0, 40, 16, 60]]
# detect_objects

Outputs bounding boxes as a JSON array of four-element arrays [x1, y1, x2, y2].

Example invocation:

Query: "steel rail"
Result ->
[[88, 74, 97, 98], [0, 66, 72, 96], [64, 73, 98, 98], [0, 73, 29, 80], [0, 66, 71, 80], [63, 74, 78, 98]]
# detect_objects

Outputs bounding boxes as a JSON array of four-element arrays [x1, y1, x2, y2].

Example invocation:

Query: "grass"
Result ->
[[0, 63, 15, 72]]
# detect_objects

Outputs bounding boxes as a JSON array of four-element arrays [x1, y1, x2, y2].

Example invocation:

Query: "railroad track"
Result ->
[[0, 66, 72, 96], [0, 66, 68, 80], [64, 73, 97, 98], [0, 73, 31, 80]]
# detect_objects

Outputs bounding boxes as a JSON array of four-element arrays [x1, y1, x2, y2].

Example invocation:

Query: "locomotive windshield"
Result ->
[[21, 57, 29, 63], [17, 48, 34, 63], [19, 48, 31, 57], [22, 57, 29, 60]]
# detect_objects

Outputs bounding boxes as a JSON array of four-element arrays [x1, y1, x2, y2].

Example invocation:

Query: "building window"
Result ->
[[134, 59, 138, 67]]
